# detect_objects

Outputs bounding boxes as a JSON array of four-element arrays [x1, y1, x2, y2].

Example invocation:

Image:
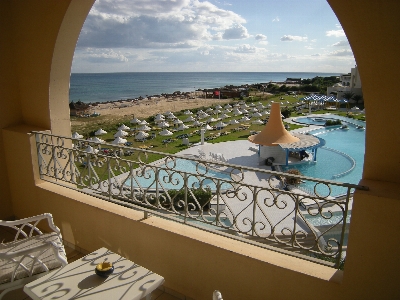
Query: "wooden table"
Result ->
[[24, 247, 164, 300]]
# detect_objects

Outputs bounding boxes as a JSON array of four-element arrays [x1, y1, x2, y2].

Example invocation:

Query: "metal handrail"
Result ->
[[32, 131, 368, 268]]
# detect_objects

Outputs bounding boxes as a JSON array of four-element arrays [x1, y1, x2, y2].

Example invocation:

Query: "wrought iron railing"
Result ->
[[33, 131, 368, 268]]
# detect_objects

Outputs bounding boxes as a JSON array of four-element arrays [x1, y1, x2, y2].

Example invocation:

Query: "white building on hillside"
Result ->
[[327, 66, 362, 101]]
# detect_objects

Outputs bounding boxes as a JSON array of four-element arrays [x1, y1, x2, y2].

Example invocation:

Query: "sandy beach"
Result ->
[[71, 95, 237, 128]]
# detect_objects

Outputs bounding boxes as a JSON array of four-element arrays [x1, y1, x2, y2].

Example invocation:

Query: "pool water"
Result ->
[[283, 116, 366, 196], [125, 158, 234, 191]]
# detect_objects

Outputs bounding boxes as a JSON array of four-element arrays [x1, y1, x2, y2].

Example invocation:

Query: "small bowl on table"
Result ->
[[95, 261, 114, 277]]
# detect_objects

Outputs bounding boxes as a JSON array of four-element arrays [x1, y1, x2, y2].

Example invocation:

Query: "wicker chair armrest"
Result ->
[[0, 241, 66, 265], [0, 213, 61, 241]]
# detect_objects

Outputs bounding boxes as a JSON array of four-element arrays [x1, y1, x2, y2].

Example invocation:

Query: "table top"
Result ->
[[24, 247, 164, 300]]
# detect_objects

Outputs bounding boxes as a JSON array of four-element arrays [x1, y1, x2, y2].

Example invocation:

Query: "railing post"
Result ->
[[336, 187, 351, 268], [35, 133, 44, 180], [107, 157, 111, 201], [155, 168, 160, 208], [292, 193, 299, 247], [215, 179, 221, 226], [252, 186, 257, 236], [184, 172, 188, 224]]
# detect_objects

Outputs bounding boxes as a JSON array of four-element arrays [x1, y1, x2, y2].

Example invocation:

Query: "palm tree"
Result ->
[[352, 94, 363, 104], [342, 92, 354, 100]]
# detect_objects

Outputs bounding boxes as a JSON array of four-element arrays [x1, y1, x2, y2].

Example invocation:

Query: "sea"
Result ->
[[69, 72, 341, 103]]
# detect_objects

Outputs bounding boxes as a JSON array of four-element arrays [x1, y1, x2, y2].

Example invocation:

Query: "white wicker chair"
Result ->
[[0, 213, 68, 299], [213, 290, 223, 300]]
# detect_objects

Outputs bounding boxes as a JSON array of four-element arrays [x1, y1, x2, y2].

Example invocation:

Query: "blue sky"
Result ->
[[71, 0, 355, 73]]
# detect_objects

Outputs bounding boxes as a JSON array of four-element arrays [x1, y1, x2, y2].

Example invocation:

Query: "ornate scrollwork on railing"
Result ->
[[33, 131, 368, 269]]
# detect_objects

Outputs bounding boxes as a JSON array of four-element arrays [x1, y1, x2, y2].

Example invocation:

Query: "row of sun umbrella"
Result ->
[[73, 100, 277, 145]]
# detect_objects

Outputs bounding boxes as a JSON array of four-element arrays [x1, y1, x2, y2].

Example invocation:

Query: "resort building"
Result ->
[[1, 1, 400, 299], [327, 66, 362, 100]]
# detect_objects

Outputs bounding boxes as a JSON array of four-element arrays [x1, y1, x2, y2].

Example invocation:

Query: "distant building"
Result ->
[[327, 66, 362, 101], [285, 78, 302, 84]]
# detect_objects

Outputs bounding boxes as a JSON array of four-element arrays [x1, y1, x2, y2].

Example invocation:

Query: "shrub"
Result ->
[[285, 169, 303, 185], [168, 187, 212, 211], [325, 119, 341, 126]]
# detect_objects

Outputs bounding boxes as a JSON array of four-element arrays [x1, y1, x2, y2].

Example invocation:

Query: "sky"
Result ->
[[71, 0, 356, 73]]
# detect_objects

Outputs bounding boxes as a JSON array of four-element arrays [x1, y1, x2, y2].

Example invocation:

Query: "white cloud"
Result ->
[[280, 35, 307, 42], [332, 40, 350, 47], [82, 48, 129, 63], [255, 34, 267, 41], [77, 0, 249, 49], [326, 25, 345, 37], [222, 24, 250, 39], [311, 53, 321, 57], [267, 53, 291, 59], [272, 16, 280, 22], [234, 44, 256, 53], [329, 49, 353, 56]]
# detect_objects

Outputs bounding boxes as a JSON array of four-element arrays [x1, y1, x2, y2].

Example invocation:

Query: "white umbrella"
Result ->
[[206, 108, 213, 113], [220, 113, 229, 119], [193, 120, 203, 127], [84, 145, 99, 154], [167, 114, 176, 119], [140, 120, 149, 125], [229, 119, 239, 125], [249, 103, 256, 107], [184, 110, 193, 115], [88, 137, 105, 143], [239, 116, 250, 122], [174, 119, 183, 125], [215, 105, 222, 109], [207, 117, 217, 123], [224, 104, 232, 109], [164, 111, 172, 116], [233, 110, 243, 116], [252, 119, 263, 125], [240, 109, 249, 114], [213, 109, 222, 115], [251, 112, 263, 118], [135, 131, 149, 140], [112, 137, 127, 145], [130, 117, 141, 124], [215, 121, 226, 129], [118, 124, 130, 130], [94, 128, 107, 136], [204, 124, 213, 131], [263, 110, 270, 115], [250, 107, 258, 113], [72, 132, 83, 139], [198, 113, 209, 119], [222, 109, 231, 113], [241, 103, 249, 108], [154, 114, 165, 122], [138, 124, 151, 131], [159, 129, 173, 136], [114, 130, 128, 137], [158, 121, 170, 128], [184, 116, 196, 122], [257, 104, 265, 110], [177, 124, 189, 131]]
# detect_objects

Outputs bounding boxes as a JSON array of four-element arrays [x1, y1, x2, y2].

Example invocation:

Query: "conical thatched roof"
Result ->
[[248, 102, 300, 146]]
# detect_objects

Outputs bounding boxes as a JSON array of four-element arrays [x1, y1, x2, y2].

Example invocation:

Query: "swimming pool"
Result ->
[[124, 158, 235, 191], [283, 116, 366, 196]]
